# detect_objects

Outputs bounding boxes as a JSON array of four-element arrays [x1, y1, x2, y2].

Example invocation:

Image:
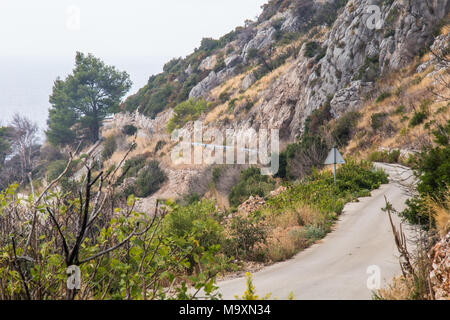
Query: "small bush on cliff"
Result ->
[[369, 149, 401, 164], [102, 136, 117, 160], [117, 155, 147, 185], [229, 167, 275, 208], [135, 160, 167, 197], [402, 121, 450, 229], [332, 111, 361, 147], [167, 98, 210, 133], [122, 124, 137, 136], [371, 112, 389, 131]]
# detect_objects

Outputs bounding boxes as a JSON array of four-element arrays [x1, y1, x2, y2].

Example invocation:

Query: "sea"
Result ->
[[0, 55, 166, 141]]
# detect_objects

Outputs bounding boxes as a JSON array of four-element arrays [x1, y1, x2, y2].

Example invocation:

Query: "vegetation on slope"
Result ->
[[121, 0, 349, 121]]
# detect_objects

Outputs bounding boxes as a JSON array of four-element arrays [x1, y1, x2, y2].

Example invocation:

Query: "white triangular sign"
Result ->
[[324, 147, 345, 165]]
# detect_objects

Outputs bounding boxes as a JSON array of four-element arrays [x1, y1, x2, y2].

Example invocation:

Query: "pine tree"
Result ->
[[46, 52, 132, 145]]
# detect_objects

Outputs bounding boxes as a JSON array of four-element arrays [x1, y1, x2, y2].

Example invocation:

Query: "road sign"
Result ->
[[324, 146, 345, 186], [324, 147, 345, 165]]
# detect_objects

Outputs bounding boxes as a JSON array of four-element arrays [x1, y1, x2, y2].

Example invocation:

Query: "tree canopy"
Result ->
[[46, 52, 132, 145], [0, 126, 12, 167]]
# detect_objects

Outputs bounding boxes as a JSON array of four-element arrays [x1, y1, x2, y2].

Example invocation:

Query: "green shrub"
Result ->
[[277, 135, 328, 180], [140, 83, 174, 119], [353, 55, 379, 82], [167, 98, 210, 133], [135, 160, 167, 197], [183, 192, 200, 205], [165, 200, 224, 251], [122, 124, 137, 136], [304, 41, 319, 58], [371, 112, 388, 131], [332, 111, 361, 147], [46, 159, 79, 192], [304, 98, 333, 135], [402, 121, 450, 229], [102, 136, 117, 160], [265, 160, 388, 216], [393, 105, 406, 115], [229, 167, 276, 207], [118, 155, 147, 184], [247, 48, 259, 60], [47, 160, 69, 183], [227, 216, 267, 260], [214, 57, 226, 73], [219, 91, 230, 103], [212, 167, 223, 184], [228, 98, 238, 110], [409, 110, 428, 127], [369, 149, 401, 164], [154, 140, 166, 153], [303, 225, 327, 243], [376, 92, 391, 103]]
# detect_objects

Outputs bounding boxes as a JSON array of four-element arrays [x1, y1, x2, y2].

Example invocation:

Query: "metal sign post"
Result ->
[[324, 146, 345, 186]]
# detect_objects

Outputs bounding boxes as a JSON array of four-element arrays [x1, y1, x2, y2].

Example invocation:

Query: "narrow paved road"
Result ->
[[218, 163, 416, 300]]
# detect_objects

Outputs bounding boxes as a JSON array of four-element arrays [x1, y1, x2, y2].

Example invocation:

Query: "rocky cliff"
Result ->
[[111, 0, 449, 206]]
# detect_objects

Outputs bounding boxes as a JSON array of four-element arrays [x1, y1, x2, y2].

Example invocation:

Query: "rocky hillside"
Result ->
[[100, 0, 449, 209]]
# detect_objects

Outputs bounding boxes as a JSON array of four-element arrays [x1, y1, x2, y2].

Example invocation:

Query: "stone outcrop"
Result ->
[[330, 80, 373, 117], [242, 27, 277, 61], [237, 195, 266, 216], [247, 0, 449, 139], [225, 54, 243, 68], [241, 73, 257, 91], [114, 0, 450, 210], [270, 186, 287, 197], [429, 232, 450, 300], [417, 33, 450, 74], [189, 67, 237, 99], [199, 55, 217, 71]]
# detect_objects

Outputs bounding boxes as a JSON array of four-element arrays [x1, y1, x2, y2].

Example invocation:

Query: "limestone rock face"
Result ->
[[429, 232, 450, 300], [114, 0, 450, 207], [250, 0, 449, 139], [199, 55, 216, 71], [225, 54, 243, 68], [330, 80, 373, 117], [242, 27, 277, 61], [280, 10, 300, 33], [189, 67, 237, 99], [241, 73, 257, 91], [417, 33, 450, 73]]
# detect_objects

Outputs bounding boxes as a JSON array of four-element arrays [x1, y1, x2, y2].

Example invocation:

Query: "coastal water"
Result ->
[[0, 55, 165, 139]]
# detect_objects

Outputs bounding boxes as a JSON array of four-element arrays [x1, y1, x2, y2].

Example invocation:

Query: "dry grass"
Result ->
[[347, 20, 450, 156], [104, 133, 170, 173], [261, 205, 326, 262], [205, 102, 227, 123], [268, 204, 322, 229], [245, 60, 292, 99], [263, 225, 306, 262], [346, 57, 450, 156], [375, 275, 416, 300], [425, 189, 450, 237]]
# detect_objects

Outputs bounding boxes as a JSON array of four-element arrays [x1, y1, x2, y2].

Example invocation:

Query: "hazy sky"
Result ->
[[0, 0, 266, 133], [0, 0, 265, 59]]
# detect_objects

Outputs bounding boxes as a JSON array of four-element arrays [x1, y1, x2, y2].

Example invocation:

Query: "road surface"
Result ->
[[218, 163, 416, 300]]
